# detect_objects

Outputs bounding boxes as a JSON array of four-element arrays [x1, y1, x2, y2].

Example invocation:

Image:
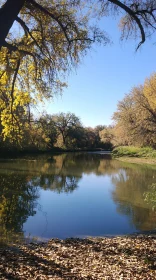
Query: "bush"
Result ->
[[112, 146, 156, 158]]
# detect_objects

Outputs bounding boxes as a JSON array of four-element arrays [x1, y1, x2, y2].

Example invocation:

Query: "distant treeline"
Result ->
[[0, 72, 156, 153], [0, 112, 112, 153]]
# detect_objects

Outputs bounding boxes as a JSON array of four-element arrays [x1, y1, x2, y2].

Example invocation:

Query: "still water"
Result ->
[[0, 152, 156, 242]]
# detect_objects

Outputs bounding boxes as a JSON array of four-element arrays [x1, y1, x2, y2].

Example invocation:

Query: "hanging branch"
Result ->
[[108, 0, 146, 49]]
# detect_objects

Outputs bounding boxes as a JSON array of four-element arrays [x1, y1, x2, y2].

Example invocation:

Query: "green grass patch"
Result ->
[[112, 146, 156, 158]]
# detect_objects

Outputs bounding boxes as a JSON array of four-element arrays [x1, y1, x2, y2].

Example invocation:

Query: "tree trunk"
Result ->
[[0, 0, 25, 49]]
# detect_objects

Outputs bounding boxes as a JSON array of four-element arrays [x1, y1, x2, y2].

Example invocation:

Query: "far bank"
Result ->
[[112, 146, 156, 166]]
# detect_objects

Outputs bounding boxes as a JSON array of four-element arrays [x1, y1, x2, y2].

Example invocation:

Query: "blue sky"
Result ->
[[42, 16, 156, 127]]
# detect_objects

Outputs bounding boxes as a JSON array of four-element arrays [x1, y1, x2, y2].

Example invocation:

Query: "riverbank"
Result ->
[[0, 235, 155, 279], [0, 148, 110, 159], [117, 156, 156, 166], [112, 146, 156, 166]]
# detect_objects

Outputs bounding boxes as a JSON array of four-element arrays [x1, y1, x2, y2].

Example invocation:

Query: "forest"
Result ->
[[0, 71, 156, 153], [0, 0, 156, 154], [0, 2, 156, 279]]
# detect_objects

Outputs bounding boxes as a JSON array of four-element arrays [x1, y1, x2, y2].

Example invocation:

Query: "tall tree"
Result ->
[[112, 75, 156, 148], [52, 112, 83, 148], [0, 1, 156, 143], [99, 125, 114, 149], [143, 73, 156, 111], [0, 0, 106, 141], [0, 1, 156, 50]]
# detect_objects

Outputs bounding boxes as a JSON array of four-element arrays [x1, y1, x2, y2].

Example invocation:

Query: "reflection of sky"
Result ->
[[23, 173, 136, 240]]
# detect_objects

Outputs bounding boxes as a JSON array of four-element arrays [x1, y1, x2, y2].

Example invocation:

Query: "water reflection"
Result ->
[[32, 174, 80, 193], [112, 166, 156, 231], [0, 153, 155, 242], [0, 173, 39, 243]]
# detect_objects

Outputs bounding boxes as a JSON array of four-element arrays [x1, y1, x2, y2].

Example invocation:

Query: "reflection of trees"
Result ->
[[0, 153, 115, 177], [0, 153, 118, 243], [49, 153, 118, 177], [52, 175, 79, 193], [144, 183, 156, 211], [111, 167, 156, 231], [1, 152, 156, 241], [0, 173, 39, 243], [32, 174, 80, 193]]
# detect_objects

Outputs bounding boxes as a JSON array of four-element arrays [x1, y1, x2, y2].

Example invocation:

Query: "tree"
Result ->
[[52, 112, 83, 148], [39, 114, 58, 149], [112, 74, 156, 148], [143, 73, 156, 111], [0, 1, 156, 142], [132, 85, 156, 147], [0, 0, 106, 141], [112, 92, 138, 146], [82, 127, 97, 149], [93, 125, 106, 148], [99, 0, 156, 49], [99, 125, 114, 149], [0, 1, 156, 50]]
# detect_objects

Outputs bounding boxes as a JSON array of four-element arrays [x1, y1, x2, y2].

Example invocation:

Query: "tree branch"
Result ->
[[16, 16, 44, 52], [0, 0, 25, 49], [108, 0, 146, 49], [28, 0, 71, 45], [10, 59, 20, 122]]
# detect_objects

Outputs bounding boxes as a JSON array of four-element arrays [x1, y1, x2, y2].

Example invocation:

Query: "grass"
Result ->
[[112, 146, 156, 158]]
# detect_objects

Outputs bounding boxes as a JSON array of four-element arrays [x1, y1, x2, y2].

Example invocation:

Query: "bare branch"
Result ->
[[0, 0, 25, 49], [10, 59, 20, 122], [108, 0, 146, 49], [16, 16, 45, 53]]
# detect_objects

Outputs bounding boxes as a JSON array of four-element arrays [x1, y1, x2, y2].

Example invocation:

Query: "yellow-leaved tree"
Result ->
[[0, 0, 156, 145], [0, 0, 107, 143], [112, 74, 156, 148], [143, 73, 156, 111]]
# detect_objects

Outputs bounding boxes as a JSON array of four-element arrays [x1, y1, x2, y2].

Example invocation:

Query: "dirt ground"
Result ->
[[0, 235, 156, 279]]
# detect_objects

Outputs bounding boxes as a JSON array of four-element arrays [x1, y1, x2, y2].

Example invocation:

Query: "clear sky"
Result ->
[[41, 16, 156, 128]]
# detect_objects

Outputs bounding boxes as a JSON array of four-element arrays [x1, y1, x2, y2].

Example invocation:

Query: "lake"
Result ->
[[0, 152, 156, 243]]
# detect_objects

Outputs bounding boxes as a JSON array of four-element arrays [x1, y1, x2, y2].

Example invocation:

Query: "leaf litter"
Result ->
[[0, 235, 156, 279]]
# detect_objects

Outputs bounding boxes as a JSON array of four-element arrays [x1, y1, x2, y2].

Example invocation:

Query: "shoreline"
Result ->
[[0, 149, 112, 160], [0, 235, 155, 279], [116, 156, 156, 166]]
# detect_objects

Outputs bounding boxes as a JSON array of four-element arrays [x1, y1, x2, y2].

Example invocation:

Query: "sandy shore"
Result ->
[[0, 235, 156, 279]]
